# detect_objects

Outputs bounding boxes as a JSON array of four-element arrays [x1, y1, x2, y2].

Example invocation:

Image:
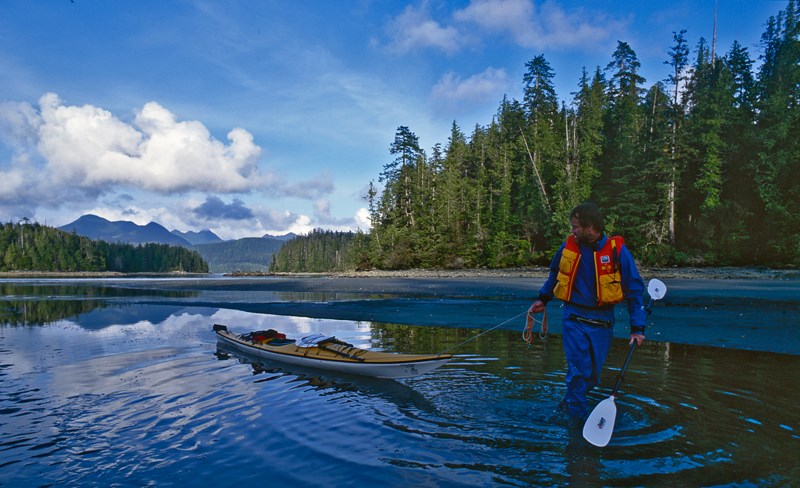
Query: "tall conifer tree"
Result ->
[[753, 0, 800, 264], [600, 41, 649, 247]]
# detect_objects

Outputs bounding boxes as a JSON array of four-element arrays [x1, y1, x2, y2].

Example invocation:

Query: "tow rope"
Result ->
[[437, 308, 549, 356], [523, 309, 548, 347], [437, 311, 527, 355]]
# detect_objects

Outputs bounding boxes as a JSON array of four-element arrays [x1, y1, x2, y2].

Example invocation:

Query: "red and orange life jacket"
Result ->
[[552, 235, 624, 306]]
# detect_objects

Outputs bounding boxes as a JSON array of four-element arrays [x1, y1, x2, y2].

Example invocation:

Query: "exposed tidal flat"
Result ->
[[1, 269, 798, 486]]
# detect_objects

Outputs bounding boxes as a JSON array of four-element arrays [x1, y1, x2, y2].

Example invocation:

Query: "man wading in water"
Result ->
[[529, 202, 646, 420]]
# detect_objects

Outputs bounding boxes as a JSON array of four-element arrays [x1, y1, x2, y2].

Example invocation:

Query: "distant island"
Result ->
[[1, 221, 208, 274]]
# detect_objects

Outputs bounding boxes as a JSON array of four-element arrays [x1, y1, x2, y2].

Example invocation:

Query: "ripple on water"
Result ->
[[2, 305, 799, 487]]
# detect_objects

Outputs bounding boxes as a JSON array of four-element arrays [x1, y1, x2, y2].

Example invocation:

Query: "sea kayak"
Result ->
[[213, 324, 452, 379]]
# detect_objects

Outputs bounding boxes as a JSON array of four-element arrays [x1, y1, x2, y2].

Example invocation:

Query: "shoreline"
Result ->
[[0, 271, 209, 279], [0, 266, 797, 281], [240, 266, 800, 281]]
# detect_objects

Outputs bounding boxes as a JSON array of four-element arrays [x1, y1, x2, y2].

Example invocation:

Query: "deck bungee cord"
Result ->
[[293, 334, 367, 361]]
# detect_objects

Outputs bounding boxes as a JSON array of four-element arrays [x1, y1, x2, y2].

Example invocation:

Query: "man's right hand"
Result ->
[[529, 300, 545, 314]]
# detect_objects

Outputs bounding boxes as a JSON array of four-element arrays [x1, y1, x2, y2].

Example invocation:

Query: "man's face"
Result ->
[[570, 217, 599, 245]]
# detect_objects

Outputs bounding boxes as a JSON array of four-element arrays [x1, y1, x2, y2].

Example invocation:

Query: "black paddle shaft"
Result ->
[[610, 342, 637, 397], [610, 295, 658, 397]]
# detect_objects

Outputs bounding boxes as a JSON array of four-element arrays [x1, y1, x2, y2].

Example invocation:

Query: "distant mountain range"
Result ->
[[60, 214, 192, 246], [59, 214, 296, 273], [260, 232, 297, 241], [171, 229, 223, 245]]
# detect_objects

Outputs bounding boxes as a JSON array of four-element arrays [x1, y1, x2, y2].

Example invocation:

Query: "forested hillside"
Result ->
[[269, 1, 799, 273], [0, 222, 208, 273], [270, 229, 369, 272], [364, 1, 799, 269], [195, 237, 284, 272]]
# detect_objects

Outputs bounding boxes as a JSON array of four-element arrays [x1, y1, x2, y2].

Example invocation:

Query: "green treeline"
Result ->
[[361, 1, 799, 269], [270, 229, 370, 272], [1, 222, 208, 273]]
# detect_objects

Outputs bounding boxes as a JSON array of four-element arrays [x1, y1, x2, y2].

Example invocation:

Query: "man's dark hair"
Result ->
[[570, 202, 604, 233]]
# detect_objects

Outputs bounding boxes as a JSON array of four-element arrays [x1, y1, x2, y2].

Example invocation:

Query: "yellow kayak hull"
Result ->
[[213, 324, 451, 379]]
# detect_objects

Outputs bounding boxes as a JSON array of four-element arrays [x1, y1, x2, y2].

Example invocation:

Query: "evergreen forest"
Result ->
[[270, 229, 370, 272], [0, 222, 208, 273], [273, 1, 799, 272], [361, 1, 799, 270]]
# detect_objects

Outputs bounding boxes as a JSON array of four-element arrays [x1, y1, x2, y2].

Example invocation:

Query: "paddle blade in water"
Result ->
[[583, 396, 617, 447]]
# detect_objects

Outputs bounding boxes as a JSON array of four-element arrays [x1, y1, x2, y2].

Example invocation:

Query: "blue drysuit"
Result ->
[[538, 234, 646, 419]]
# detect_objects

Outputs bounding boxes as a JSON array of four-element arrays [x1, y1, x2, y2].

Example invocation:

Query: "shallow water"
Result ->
[[1, 278, 798, 486]]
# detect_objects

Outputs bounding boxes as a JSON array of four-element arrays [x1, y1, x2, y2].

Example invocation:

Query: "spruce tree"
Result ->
[[600, 41, 650, 248], [753, 0, 800, 264]]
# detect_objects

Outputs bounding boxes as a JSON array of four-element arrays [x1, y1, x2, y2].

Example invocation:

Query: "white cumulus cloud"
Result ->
[[1, 93, 266, 201], [43, 93, 263, 193]]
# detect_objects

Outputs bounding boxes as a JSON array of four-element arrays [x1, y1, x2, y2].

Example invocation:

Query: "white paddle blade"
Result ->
[[582, 396, 617, 447], [647, 278, 667, 301]]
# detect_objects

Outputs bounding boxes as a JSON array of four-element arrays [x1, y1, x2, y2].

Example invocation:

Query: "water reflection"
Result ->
[[1, 294, 798, 485], [215, 343, 438, 414], [0, 298, 112, 325], [0, 284, 198, 326], [3, 278, 799, 354], [0, 282, 198, 299]]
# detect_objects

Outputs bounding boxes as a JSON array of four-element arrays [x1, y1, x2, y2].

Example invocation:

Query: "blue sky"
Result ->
[[0, 0, 785, 240]]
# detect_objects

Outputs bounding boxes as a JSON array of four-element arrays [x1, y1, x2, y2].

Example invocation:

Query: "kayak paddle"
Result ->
[[582, 278, 667, 447]]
